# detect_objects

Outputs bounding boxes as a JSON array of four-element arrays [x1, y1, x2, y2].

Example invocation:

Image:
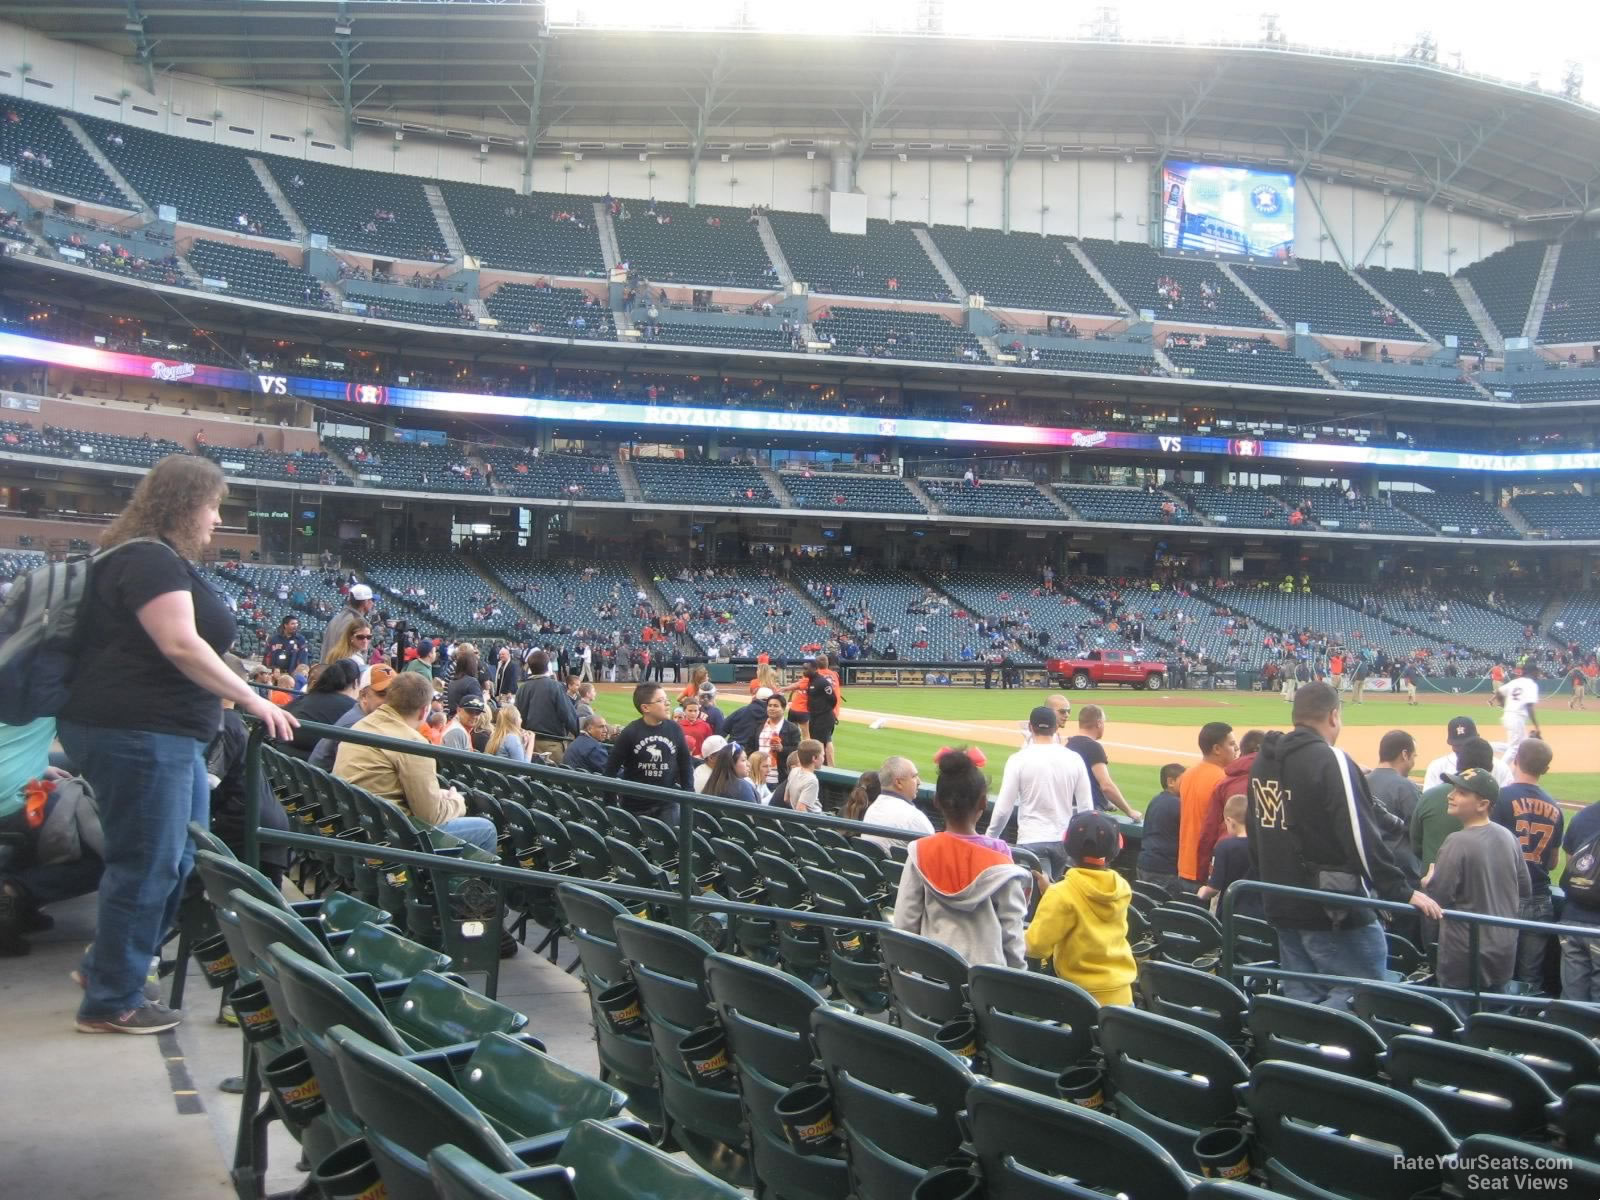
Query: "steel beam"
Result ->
[[123, 1, 159, 94], [515, 41, 547, 197], [683, 47, 731, 208], [1358, 111, 1509, 266], [848, 52, 904, 186]]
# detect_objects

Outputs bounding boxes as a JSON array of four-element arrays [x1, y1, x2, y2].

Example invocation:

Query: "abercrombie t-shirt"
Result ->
[[62, 540, 237, 741], [605, 717, 693, 795]]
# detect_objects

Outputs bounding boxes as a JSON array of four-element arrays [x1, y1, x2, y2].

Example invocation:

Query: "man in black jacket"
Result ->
[[492, 646, 522, 700], [722, 686, 777, 752], [1248, 682, 1442, 1009], [514, 649, 578, 762]]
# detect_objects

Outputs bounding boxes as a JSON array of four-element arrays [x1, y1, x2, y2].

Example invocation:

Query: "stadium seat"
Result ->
[[1083, 238, 1271, 328], [1350, 982, 1463, 1044], [440, 184, 607, 276], [768, 213, 949, 302], [1233, 259, 1426, 342], [187, 240, 333, 309], [928, 227, 1120, 314], [814, 305, 987, 364], [810, 1005, 977, 1199], [1246, 994, 1385, 1079], [1165, 332, 1333, 390], [485, 282, 615, 340], [965, 1079, 1195, 1200], [967, 964, 1099, 1097], [1534, 240, 1600, 344], [1460, 241, 1547, 339], [0, 96, 133, 206], [262, 153, 447, 260], [1097, 1007, 1249, 1167], [614, 201, 777, 289], [879, 926, 971, 1040], [1359, 266, 1486, 349], [1137, 961, 1248, 1049], [1381, 1033, 1558, 1140], [1463, 1012, 1600, 1093], [1244, 1059, 1457, 1200]]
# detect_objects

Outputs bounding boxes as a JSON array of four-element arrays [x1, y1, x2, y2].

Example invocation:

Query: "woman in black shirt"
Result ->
[[284, 658, 360, 758], [58, 456, 296, 1035]]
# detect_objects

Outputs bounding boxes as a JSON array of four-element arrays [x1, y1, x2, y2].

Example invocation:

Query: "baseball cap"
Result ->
[[349, 584, 374, 601], [754, 686, 776, 700], [1029, 705, 1060, 734], [1064, 811, 1123, 867], [1445, 715, 1479, 746], [699, 734, 728, 760], [359, 663, 396, 694], [1442, 767, 1500, 803], [457, 694, 487, 713], [698, 682, 717, 698]]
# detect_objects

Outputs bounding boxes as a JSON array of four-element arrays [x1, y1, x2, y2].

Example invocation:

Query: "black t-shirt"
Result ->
[[445, 674, 481, 718], [1139, 790, 1181, 874], [62, 540, 237, 741], [1206, 835, 1263, 917], [1066, 735, 1109, 810], [806, 672, 837, 721], [284, 691, 357, 757]]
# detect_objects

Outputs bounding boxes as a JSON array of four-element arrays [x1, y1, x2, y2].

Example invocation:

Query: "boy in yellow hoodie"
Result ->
[[1025, 811, 1138, 1006]]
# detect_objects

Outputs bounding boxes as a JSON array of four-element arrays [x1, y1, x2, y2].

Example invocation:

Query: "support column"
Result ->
[[831, 149, 854, 195]]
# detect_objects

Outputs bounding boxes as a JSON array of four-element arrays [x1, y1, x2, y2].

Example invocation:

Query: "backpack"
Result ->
[[0, 538, 166, 726], [1566, 832, 1600, 908]]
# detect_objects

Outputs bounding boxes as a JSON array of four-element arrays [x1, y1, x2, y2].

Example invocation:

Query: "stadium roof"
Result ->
[[6, 0, 1600, 220]]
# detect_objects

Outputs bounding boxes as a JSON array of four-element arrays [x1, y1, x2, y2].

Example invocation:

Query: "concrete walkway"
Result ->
[[1, 892, 597, 1197]]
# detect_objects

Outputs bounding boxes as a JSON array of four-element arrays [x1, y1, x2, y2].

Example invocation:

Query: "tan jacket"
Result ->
[[333, 705, 464, 826]]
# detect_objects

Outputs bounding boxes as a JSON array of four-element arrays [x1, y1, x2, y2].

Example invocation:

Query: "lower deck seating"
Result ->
[[814, 306, 985, 364], [485, 283, 614, 340], [187, 241, 334, 310]]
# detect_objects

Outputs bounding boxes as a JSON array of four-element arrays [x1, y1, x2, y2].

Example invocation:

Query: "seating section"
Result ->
[[932, 570, 1111, 661], [1024, 346, 1161, 377], [638, 321, 798, 353], [779, 469, 928, 514], [1203, 584, 1448, 663], [632, 459, 779, 507], [77, 116, 290, 238], [206, 565, 323, 657], [199, 445, 343, 485], [1343, 585, 1541, 657], [1164, 333, 1328, 389], [1359, 267, 1484, 348], [648, 563, 825, 659], [476, 557, 653, 659], [927, 227, 1119, 314], [46, 235, 187, 286], [1082, 239, 1271, 328], [919, 477, 1065, 520], [1499, 369, 1600, 404], [799, 565, 973, 660], [1177, 483, 1292, 529], [1056, 485, 1198, 525], [1270, 486, 1435, 536], [614, 202, 776, 289], [1460, 241, 1547, 338], [1391, 491, 1521, 538], [187, 240, 334, 309], [1511, 492, 1600, 538], [814, 306, 985, 364], [1234, 258, 1424, 341], [325, 437, 490, 493], [0, 97, 132, 208], [477, 448, 624, 501], [1331, 364, 1484, 401], [768, 213, 949, 301], [358, 552, 520, 634], [1539, 240, 1600, 344], [439, 183, 606, 275], [485, 283, 614, 339], [1076, 578, 1259, 666], [15, 423, 185, 468], [343, 287, 475, 328], [262, 155, 447, 260]]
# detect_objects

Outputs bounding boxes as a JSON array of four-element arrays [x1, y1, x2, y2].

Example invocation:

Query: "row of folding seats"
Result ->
[[261, 153, 448, 261], [1460, 241, 1548, 338], [644, 560, 827, 660], [484, 282, 614, 339], [1056, 484, 1200, 525], [472, 557, 644, 659], [928, 227, 1120, 313], [1165, 334, 1328, 389], [631, 459, 778, 507], [918, 476, 1065, 519], [1359, 266, 1485, 348], [799, 564, 973, 660], [476, 448, 625, 500], [1332, 364, 1484, 401], [1390, 490, 1521, 538], [344, 287, 476, 328], [613, 201, 776, 289], [324, 436, 490, 493], [199, 445, 344, 485], [1512, 492, 1600, 538], [357, 551, 520, 633], [1028, 346, 1162, 376], [440, 183, 607, 276], [1269, 486, 1436, 536], [779, 469, 929, 514], [639, 321, 797, 352], [768, 212, 950, 302], [1539, 240, 1600, 344], [1499, 369, 1600, 404], [1, 97, 133, 206], [1235, 258, 1426, 341], [187, 240, 334, 309], [814, 305, 986, 363], [1083, 238, 1271, 328]]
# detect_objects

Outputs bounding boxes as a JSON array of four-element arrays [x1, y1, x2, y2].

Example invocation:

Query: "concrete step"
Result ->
[[246, 157, 308, 240], [1216, 261, 1285, 328], [1452, 274, 1505, 353], [912, 227, 966, 301], [1523, 243, 1562, 341], [58, 115, 147, 212], [903, 476, 940, 513], [1066, 242, 1134, 315], [616, 455, 643, 503], [754, 214, 794, 287], [424, 183, 467, 260], [1309, 359, 1344, 389], [758, 466, 795, 506], [593, 201, 622, 269]]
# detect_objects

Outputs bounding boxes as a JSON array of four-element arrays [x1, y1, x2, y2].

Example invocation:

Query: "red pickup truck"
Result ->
[[1046, 649, 1167, 691]]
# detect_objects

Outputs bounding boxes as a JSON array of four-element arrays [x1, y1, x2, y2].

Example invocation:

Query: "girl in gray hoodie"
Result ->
[[892, 750, 1032, 967]]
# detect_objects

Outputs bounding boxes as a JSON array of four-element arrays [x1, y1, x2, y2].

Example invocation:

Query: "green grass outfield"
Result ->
[[592, 685, 1600, 816]]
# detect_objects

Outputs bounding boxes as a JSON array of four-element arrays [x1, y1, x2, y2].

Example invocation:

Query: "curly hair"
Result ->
[[101, 454, 227, 561]]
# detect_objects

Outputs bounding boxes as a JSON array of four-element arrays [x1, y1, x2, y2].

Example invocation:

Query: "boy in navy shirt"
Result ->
[[1137, 763, 1184, 897], [1199, 794, 1262, 917]]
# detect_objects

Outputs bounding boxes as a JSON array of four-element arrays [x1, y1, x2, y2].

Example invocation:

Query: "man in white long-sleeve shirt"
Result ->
[[987, 706, 1093, 880]]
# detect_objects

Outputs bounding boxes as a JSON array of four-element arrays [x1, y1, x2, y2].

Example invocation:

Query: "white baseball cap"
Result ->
[[699, 735, 728, 760], [754, 686, 775, 700], [349, 584, 374, 601]]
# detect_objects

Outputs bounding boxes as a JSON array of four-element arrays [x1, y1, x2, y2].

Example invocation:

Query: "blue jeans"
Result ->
[[439, 816, 498, 854], [1276, 921, 1388, 1009], [1021, 841, 1068, 881], [1561, 926, 1600, 1002], [58, 721, 208, 1018], [2, 848, 104, 908]]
